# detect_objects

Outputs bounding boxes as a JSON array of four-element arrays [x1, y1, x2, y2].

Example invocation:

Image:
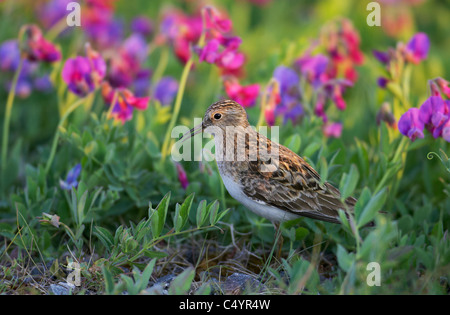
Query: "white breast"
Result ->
[[220, 173, 299, 223]]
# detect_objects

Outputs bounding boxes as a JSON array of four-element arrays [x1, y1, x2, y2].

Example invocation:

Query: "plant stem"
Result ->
[[1, 58, 24, 174], [160, 8, 209, 162], [151, 46, 169, 87], [161, 57, 194, 161], [45, 97, 87, 174]]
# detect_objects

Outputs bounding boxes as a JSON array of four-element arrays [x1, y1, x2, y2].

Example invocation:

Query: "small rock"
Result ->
[[49, 282, 75, 295]]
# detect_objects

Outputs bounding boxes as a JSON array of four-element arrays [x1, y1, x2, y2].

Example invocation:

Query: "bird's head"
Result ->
[[180, 100, 250, 141]]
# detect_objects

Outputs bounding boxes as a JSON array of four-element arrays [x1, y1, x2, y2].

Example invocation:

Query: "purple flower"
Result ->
[[131, 16, 153, 38], [398, 108, 425, 142], [133, 69, 152, 97], [6, 78, 32, 98], [0, 40, 20, 71], [154, 77, 179, 105], [377, 77, 389, 88], [404, 32, 430, 64], [60, 164, 82, 190], [272, 66, 303, 123], [296, 54, 329, 88], [62, 45, 106, 97], [33, 75, 53, 92], [419, 96, 449, 138], [37, 0, 73, 30], [274, 66, 299, 94], [373, 50, 390, 65]]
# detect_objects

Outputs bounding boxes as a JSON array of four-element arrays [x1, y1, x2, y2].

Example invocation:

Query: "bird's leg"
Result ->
[[272, 221, 284, 259]]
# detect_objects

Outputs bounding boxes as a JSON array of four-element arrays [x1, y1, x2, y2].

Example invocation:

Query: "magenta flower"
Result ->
[[435, 78, 450, 98], [398, 108, 425, 142], [23, 25, 61, 63], [176, 163, 189, 190], [323, 122, 343, 138], [154, 77, 179, 105], [160, 9, 202, 64], [224, 80, 260, 107], [62, 45, 106, 97], [419, 96, 449, 138], [198, 35, 244, 73], [404, 32, 430, 65], [108, 34, 148, 88], [204, 6, 232, 33], [82, 4, 123, 50], [102, 82, 149, 123], [442, 119, 450, 143], [322, 19, 364, 83]]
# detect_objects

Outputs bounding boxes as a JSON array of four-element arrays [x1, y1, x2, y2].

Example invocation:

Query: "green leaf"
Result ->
[[354, 187, 371, 223], [339, 164, 359, 201], [94, 226, 114, 250], [196, 200, 207, 228], [303, 142, 321, 158], [208, 200, 220, 226], [285, 134, 301, 152], [151, 192, 171, 238], [319, 156, 328, 184], [357, 188, 387, 228], [137, 259, 156, 292], [102, 266, 115, 295], [336, 245, 354, 273], [168, 267, 195, 295], [178, 193, 195, 232], [295, 227, 309, 241]]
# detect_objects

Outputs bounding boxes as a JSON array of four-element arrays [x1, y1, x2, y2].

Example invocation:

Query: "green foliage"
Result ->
[[0, 0, 449, 295]]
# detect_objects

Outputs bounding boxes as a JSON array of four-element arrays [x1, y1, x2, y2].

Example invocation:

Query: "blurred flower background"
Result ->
[[0, 0, 449, 295]]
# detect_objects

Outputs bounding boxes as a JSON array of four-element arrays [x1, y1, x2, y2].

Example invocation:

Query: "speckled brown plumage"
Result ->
[[185, 100, 356, 224]]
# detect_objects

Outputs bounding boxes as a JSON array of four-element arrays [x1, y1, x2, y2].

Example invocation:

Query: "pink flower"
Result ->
[[62, 44, 106, 97], [224, 80, 260, 107], [204, 6, 232, 34], [321, 19, 364, 83], [108, 34, 148, 88], [264, 81, 281, 126], [160, 9, 202, 64], [435, 78, 450, 98], [101, 82, 149, 123], [176, 163, 189, 190], [23, 25, 61, 63], [323, 122, 343, 138], [442, 119, 450, 143]]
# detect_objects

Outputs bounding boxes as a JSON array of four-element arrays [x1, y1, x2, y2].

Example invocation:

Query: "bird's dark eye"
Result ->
[[214, 113, 222, 120]]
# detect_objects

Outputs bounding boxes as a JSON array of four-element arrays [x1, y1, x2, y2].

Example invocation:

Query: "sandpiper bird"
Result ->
[[181, 100, 356, 225]]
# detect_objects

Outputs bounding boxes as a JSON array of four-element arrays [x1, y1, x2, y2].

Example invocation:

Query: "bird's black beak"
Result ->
[[179, 123, 203, 143]]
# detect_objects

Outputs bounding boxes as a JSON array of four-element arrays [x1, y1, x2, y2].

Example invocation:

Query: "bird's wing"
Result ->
[[240, 136, 356, 224]]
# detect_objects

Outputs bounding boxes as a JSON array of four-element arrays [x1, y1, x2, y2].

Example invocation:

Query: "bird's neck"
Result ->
[[214, 126, 277, 165]]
